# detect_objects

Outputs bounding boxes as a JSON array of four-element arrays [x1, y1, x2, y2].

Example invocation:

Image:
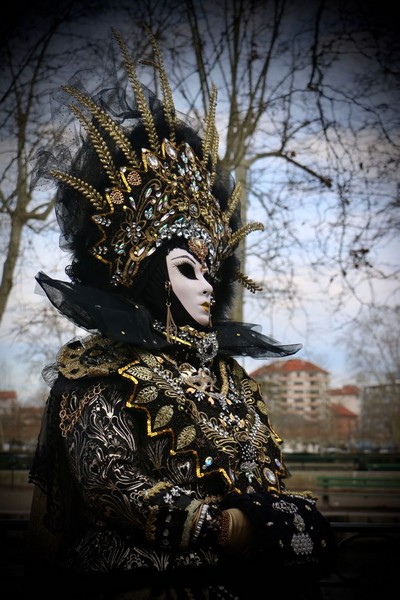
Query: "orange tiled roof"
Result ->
[[330, 402, 358, 418], [329, 385, 360, 396], [250, 358, 328, 378], [0, 390, 17, 400]]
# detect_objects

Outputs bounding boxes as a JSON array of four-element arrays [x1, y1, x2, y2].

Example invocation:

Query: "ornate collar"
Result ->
[[153, 321, 218, 367]]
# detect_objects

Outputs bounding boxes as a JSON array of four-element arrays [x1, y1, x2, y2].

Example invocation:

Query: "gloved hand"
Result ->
[[221, 490, 337, 580]]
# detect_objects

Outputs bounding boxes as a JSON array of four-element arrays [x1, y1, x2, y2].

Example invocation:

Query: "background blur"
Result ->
[[1, 0, 399, 452]]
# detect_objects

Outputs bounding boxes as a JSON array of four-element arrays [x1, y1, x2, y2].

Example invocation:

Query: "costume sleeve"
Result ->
[[59, 377, 222, 551]]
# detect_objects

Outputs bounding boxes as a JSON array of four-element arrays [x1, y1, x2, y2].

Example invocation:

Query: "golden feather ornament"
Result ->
[[51, 27, 263, 291]]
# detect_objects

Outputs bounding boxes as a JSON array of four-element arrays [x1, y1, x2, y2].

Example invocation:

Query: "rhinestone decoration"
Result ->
[[52, 29, 264, 290], [291, 532, 314, 555]]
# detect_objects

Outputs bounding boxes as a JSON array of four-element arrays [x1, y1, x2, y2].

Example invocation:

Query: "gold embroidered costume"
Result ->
[[28, 26, 336, 600]]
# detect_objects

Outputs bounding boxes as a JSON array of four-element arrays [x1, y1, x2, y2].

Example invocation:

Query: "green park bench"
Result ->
[[316, 475, 400, 507], [366, 462, 400, 471]]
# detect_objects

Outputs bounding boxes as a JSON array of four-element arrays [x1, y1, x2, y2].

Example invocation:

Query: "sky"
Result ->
[[1, 0, 399, 404], [0, 284, 354, 404], [2, 218, 396, 403]]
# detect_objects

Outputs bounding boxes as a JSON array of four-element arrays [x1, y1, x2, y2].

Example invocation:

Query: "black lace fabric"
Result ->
[[35, 271, 301, 358], [26, 31, 323, 600], [28, 382, 78, 537]]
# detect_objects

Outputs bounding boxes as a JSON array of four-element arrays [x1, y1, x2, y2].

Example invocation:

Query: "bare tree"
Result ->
[[0, 1, 186, 383], [338, 303, 400, 449], [339, 305, 400, 386], [2, 0, 399, 370], [13, 301, 82, 379], [0, 0, 176, 326], [0, 3, 81, 323], [158, 0, 399, 323]]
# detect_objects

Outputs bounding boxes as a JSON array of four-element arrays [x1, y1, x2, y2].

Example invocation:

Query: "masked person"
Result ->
[[27, 27, 336, 600]]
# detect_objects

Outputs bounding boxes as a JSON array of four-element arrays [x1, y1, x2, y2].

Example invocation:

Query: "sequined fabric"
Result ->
[[29, 334, 288, 588]]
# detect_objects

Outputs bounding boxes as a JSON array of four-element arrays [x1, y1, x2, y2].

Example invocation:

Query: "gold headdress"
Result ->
[[52, 27, 264, 290]]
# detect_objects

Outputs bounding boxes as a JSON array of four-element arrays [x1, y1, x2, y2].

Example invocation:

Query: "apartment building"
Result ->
[[329, 384, 360, 415], [0, 390, 17, 416], [250, 358, 331, 421], [330, 402, 358, 442]]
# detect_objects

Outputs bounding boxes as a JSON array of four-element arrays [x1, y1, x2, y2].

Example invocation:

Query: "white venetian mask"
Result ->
[[166, 248, 213, 327]]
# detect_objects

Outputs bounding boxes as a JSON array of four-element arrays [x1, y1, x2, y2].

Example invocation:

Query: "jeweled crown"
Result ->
[[51, 27, 264, 291]]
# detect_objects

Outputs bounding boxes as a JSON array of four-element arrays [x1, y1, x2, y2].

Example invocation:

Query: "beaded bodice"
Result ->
[[119, 329, 287, 494], [57, 331, 287, 494]]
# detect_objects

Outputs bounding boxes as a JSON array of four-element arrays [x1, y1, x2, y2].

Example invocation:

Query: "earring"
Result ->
[[209, 293, 215, 327], [165, 280, 178, 342]]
